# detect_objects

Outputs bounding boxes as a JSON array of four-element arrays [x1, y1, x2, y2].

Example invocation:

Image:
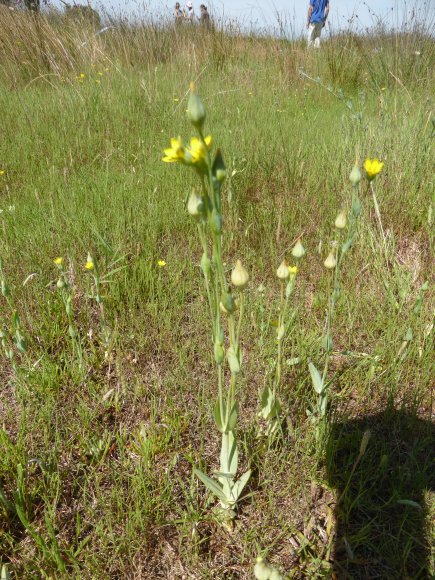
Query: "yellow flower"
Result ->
[[85, 260, 94, 271], [364, 158, 384, 181], [54, 257, 64, 266], [186, 135, 212, 164], [97, 71, 103, 76], [79, 73, 85, 78], [0, 170, 5, 176], [288, 265, 298, 275], [157, 260, 166, 267], [162, 136, 185, 163]]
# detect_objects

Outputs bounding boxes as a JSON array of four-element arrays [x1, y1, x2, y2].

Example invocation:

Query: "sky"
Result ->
[[46, 0, 431, 36]]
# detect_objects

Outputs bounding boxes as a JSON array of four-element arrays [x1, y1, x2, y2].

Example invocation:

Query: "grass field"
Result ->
[[0, 7, 434, 578]]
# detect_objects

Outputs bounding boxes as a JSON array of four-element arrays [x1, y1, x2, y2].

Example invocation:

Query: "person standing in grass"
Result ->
[[174, 2, 184, 23], [199, 4, 211, 28], [185, 1, 195, 22], [306, 0, 329, 48]]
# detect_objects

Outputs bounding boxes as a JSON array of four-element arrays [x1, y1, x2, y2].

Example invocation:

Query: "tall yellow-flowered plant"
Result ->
[[163, 83, 250, 525]]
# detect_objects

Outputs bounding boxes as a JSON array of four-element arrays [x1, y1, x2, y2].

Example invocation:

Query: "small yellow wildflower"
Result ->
[[288, 265, 298, 275], [79, 73, 86, 78], [85, 260, 94, 271], [186, 135, 212, 164], [364, 158, 384, 181], [104, 67, 109, 72], [97, 71, 103, 76], [54, 257, 64, 266], [381, 87, 386, 91], [95, 80, 100, 84], [157, 260, 166, 267], [173, 97, 179, 102], [162, 136, 185, 163], [0, 170, 5, 176]]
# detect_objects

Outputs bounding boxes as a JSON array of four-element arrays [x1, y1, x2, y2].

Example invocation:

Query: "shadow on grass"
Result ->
[[326, 408, 434, 579]]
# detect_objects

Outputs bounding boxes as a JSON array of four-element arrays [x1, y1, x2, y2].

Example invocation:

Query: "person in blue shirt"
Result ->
[[306, 0, 329, 48]]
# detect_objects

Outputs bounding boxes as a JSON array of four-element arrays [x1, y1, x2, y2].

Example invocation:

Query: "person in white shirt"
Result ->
[[185, 1, 195, 21]]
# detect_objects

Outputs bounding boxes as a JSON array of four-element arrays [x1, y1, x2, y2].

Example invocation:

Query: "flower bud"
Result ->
[[292, 239, 306, 259], [216, 169, 226, 182], [200, 252, 211, 277], [349, 164, 362, 186], [254, 558, 272, 580], [324, 251, 337, 270], [220, 291, 235, 314], [216, 325, 224, 344], [187, 82, 206, 129], [276, 260, 290, 280], [335, 210, 347, 230], [231, 260, 249, 289], [211, 209, 223, 234], [212, 149, 226, 183], [187, 190, 204, 218], [214, 342, 224, 365], [352, 194, 362, 218], [359, 430, 371, 456], [85, 253, 95, 271]]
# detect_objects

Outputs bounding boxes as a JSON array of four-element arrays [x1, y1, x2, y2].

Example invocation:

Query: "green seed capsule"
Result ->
[[221, 291, 235, 314], [349, 164, 362, 186], [187, 82, 206, 129], [211, 209, 223, 234], [200, 252, 211, 277], [352, 194, 362, 217], [214, 342, 224, 365]]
